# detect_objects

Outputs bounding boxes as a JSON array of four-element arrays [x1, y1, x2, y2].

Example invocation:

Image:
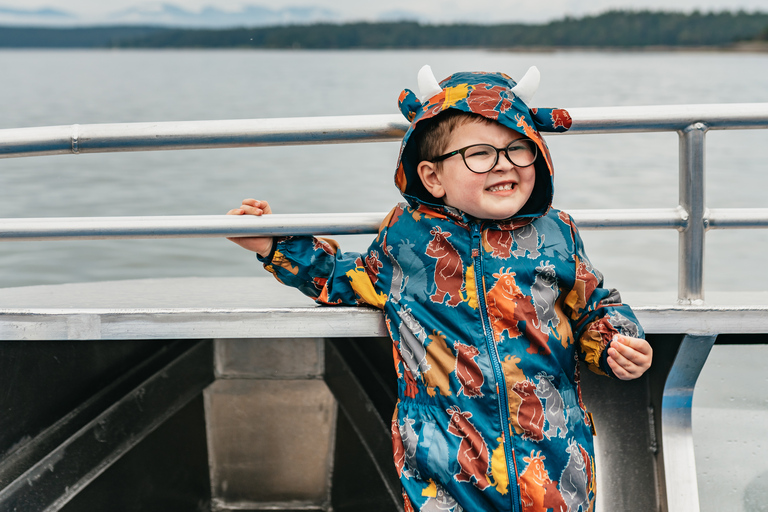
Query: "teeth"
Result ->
[[488, 183, 515, 192]]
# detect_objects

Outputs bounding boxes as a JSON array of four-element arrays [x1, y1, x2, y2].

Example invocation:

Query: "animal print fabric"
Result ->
[[258, 69, 643, 511], [260, 203, 644, 512]]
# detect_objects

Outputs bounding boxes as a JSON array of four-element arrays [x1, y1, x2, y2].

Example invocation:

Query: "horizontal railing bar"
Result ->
[[0, 208, 689, 241], [0, 115, 409, 159], [570, 208, 687, 230], [2, 104, 767, 159], [706, 208, 768, 229], [567, 103, 768, 134]]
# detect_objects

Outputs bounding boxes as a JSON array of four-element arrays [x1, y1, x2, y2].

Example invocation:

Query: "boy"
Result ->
[[228, 66, 652, 512]]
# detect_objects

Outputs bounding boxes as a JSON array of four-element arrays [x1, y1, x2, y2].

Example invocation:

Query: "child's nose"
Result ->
[[494, 151, 516, 172]]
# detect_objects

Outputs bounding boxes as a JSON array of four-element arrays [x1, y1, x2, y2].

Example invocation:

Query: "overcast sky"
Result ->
[[1, 0, 767, 24]]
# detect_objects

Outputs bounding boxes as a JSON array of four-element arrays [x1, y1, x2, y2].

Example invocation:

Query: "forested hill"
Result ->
[[2, 10, 768, 49]]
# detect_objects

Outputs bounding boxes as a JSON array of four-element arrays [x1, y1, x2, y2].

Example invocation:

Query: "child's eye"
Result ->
[[465, 145, 494, 158], [507, 142, 529, 153]]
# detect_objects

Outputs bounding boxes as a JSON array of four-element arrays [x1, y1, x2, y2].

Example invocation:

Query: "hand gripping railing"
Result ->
[[2, 104, 768, 303]]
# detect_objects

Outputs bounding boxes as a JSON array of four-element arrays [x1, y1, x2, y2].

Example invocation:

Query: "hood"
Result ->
[[394, 66, 572, 222]]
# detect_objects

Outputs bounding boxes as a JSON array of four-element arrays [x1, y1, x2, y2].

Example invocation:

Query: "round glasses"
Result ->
[[431, 139, 538, 174]]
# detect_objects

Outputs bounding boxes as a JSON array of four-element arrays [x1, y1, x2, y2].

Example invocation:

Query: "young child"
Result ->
[[228, 66, 652, 512]]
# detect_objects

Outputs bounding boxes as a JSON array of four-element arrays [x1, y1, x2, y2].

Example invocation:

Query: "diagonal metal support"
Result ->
[[323, 339, 403, 512], [0, 340, 214, 512], [661, 333, 717, 512]]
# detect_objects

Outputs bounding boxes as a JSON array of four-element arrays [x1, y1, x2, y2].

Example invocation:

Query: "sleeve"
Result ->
[[560, 215, 645, 377], [256, 207, 399, 309]]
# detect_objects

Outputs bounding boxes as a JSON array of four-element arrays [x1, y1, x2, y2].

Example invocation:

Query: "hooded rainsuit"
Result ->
[[258, 70, 644, 512]]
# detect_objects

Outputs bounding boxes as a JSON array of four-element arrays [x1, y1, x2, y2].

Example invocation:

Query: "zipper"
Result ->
[[471, 223, 521, 512]]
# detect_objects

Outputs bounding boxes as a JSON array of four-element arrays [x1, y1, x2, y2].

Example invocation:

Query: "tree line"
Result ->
[[1, 10, 767, 49]]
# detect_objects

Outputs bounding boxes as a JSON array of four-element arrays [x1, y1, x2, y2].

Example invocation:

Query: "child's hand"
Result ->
[[606, 335, 653, 380], [226, 199, 274, 257]]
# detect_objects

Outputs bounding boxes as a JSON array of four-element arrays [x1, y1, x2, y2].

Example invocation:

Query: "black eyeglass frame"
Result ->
[[430, 139, 538, 174]]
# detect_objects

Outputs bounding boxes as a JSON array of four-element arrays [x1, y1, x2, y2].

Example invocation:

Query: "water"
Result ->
[[0, 49, 767, 292], [1, 49, 767, 511]]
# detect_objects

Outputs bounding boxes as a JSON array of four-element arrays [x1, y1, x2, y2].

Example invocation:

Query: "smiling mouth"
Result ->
[[487, 183, 516, 192]]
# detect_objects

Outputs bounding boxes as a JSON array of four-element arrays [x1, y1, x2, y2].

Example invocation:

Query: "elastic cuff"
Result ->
[[256, 237, 278, 264]]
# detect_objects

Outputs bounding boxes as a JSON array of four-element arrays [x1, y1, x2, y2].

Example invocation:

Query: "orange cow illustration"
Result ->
[[486, 268, 551, 354], [446, 406, 491, 490], [519, 451, 551, 512], [422, 331, 455, 397], [501, 355, 526, 435], [454, 341, 484, 398], [426, 226, 464, 307]]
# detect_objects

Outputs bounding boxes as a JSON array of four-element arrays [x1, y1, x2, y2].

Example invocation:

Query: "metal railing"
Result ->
[[2, 104, 768, 303]]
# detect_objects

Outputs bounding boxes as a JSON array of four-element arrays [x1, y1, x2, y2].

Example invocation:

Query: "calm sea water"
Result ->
[[0, 49, 767, 292], [0, 49, 767, 510]]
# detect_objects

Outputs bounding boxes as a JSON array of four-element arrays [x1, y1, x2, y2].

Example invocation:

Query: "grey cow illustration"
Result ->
[[535, 373, 568, 439], [531, 261, 560, 331], [397, 305, 431, 377], [421, 481, 464, 512], [512, 224, 544, 259], [560, 438, 591, 512]]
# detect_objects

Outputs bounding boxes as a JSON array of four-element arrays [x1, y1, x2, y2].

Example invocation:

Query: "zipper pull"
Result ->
[[470, 221, 482, 256]]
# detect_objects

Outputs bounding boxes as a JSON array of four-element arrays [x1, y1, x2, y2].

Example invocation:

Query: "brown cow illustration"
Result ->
[[454, 341, 484, 398], [551, 108, 573, 130], [543, 479, 568, 512], [446, 406, 491, 490], [483, 229, 514, 259], [391, 413, 406, 478], [426, 226, 464, 307], [512, 380, 545, 441]]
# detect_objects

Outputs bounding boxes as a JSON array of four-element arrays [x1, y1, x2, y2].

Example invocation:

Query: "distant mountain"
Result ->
[[0, 3, 345, 28], [108, 3, 341, 27], [0, 6, 77, 25]]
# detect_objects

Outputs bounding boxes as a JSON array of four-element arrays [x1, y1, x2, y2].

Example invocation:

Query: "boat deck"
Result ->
[[1, 277, 767, 340]]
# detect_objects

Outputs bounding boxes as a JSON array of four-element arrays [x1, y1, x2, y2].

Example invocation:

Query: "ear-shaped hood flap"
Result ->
[[394, 66, 572, 220]]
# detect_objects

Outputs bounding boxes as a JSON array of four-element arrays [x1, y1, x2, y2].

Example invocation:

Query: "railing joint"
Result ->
[[675, 205, 690, 232], [71, 124, 80, 155]]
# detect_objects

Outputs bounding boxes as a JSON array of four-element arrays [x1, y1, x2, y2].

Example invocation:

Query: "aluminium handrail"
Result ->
[[0, 208, 689, 241], [1, 104, 768, 159], [1, 103, 768, 303]]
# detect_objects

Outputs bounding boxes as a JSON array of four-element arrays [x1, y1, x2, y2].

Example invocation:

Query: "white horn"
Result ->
[[510, 66, 540, 105], [417, 65, 443, 102]]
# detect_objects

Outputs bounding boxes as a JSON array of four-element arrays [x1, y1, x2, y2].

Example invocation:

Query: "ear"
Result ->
[[416, 161, 446, 199]]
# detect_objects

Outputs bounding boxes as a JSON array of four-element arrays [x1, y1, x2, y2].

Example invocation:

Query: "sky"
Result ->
[[0, 0, 767, 26]]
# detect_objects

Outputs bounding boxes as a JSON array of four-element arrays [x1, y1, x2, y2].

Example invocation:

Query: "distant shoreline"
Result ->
[[1, 11, 767, 50]]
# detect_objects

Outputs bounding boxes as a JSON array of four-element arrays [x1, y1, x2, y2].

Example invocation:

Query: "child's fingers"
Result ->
[[607, 356, 633, 380], [608, 335, 652, 380], [228, 199, 272, 216], [240, 199, 272, 215], [609, 337, 644, 365]]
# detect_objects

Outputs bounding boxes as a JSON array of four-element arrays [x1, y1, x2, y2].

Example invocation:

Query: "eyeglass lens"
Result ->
[[463, 140, 537, 173]]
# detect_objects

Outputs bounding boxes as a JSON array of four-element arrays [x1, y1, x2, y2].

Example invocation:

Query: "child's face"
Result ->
[[417, 120, 536, 220]]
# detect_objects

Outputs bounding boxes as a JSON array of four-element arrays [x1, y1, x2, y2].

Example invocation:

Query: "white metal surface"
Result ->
[[1, 277, 766, 341]]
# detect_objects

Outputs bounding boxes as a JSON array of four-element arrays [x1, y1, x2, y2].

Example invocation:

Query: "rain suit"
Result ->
[[258, 70, 644, 512]]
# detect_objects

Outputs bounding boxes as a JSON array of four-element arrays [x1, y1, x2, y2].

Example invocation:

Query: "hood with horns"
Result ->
[[395, 65, 572, 221]]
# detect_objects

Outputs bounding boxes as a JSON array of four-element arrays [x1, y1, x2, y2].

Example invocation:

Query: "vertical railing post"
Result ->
[[661, 334, 717, 512], [678, 122, 708, 303]]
